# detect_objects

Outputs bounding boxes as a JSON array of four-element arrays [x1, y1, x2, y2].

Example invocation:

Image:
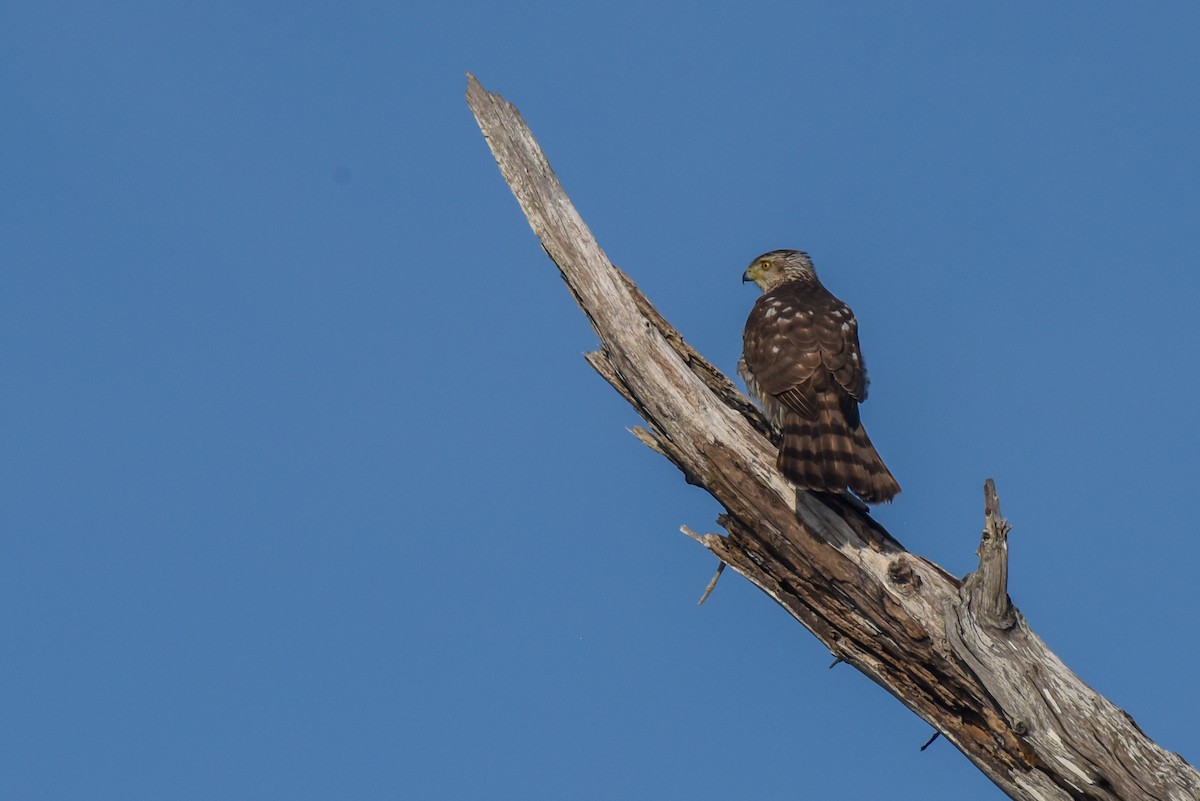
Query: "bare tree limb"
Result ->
[[465, 73, 1200, 801]]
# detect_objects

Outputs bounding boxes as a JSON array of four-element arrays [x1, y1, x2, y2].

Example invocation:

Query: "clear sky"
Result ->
[[3, 3, 1199, 800]]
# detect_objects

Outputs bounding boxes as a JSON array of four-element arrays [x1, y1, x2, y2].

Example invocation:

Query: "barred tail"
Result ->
[[778, 395, 900, 504]]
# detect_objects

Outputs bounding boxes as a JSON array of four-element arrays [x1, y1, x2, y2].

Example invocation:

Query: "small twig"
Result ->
[[919, 731, 941, 751], [698, 561, 726, 605], [828, 657, 844, 669]]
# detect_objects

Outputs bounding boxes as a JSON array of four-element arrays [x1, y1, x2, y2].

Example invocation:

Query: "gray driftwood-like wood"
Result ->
[[465, 74, 1200, 801]]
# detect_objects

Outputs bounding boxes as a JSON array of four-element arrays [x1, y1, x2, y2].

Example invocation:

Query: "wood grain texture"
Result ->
[[465, 73, 1199, 801]]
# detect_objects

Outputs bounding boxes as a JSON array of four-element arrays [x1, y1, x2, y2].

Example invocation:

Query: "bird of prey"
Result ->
[[739, 249, 900, 503]]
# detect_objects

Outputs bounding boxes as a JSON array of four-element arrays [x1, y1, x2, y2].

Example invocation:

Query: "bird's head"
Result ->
[[742, 249, 816, 292]]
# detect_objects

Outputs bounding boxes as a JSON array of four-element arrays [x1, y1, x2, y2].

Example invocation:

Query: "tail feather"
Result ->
[[777, 393, 900, 504]]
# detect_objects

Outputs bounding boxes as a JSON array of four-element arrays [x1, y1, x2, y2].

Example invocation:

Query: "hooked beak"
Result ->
[[742, 269, 752, 283]]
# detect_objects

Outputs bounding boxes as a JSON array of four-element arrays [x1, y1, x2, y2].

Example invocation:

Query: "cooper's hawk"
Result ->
[[739, 249, 900, 503]]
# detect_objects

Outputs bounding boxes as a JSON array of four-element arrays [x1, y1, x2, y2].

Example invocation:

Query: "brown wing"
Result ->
[[816, 296, 868, 402], [742, 289, 823, 419], [742, 284, 869, 418]]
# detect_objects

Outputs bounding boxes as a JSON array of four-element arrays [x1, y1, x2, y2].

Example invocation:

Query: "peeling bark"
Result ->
[[465, 74, 1200, 801]]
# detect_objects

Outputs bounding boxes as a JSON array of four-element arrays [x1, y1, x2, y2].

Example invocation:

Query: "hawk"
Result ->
[[739, 249, 900, 503]]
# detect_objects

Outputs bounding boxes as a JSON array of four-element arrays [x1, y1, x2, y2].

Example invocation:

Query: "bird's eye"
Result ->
[[760, 261, 773, 271]]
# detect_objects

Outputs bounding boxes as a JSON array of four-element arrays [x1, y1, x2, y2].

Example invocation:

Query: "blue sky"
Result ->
[[3, 3, 1199, 799]]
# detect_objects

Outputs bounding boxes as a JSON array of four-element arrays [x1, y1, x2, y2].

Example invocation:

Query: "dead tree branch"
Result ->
[[465, 74, 1199, 801]]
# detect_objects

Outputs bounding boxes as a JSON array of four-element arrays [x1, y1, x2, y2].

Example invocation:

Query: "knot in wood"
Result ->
[[887, 557, 921, 592]]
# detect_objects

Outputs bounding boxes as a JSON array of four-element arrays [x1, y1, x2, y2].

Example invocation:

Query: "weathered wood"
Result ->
[[962, 478, 1016, 630], [465, 74, 1200, 801]]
